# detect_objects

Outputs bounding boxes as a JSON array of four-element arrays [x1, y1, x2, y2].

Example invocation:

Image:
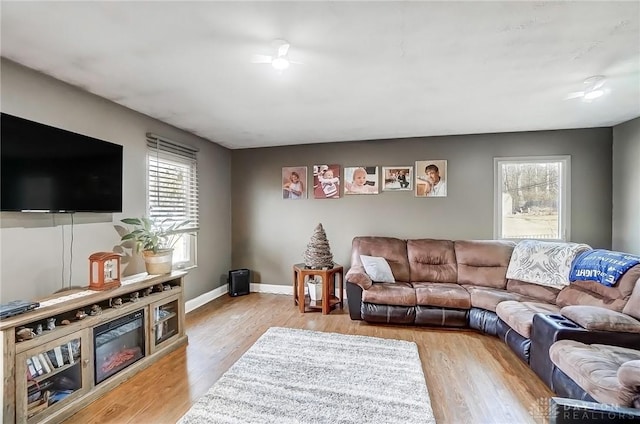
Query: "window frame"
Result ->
[[493, 155, 571, 242], [146, 134, 199, 270]]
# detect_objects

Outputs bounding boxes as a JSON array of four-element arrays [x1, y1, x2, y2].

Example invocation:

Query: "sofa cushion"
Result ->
[[549, 340, 640, 406], [623, 277, 640, 320], [350, 237, 411, 282], [361, 282, 416, 306], [462, 285, 536, 313], [618, 360, 640, 389], [507, 279, 560, 304], [454, 240, 514, 289], [506, 240, 591, 288], [560, 305, 640, 333], [567, 263, 640, 304], [413, 282, 471, 309], [556, 284, 627, 312], [407, 239, 457, 283], [496, 300, 560, 338], [360, 255, 395, 283]]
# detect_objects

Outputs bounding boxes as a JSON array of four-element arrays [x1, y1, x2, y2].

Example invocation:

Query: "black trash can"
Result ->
[[228, 269, 251, 297]]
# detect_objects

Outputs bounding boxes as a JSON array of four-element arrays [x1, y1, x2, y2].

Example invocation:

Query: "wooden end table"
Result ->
[[293, 263, 343, 314]]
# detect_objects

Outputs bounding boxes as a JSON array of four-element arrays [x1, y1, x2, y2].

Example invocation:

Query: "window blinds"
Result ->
[[146, 133, 199, 232]]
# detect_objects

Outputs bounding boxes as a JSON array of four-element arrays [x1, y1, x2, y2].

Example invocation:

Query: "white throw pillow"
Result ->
[[360, 255, 395, 283]]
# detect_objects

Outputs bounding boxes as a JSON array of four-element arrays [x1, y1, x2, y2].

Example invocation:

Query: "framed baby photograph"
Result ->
[[344, 166, 379, 195], [282, 166, 307, 199], [313, 164, 341, 199], [415, 160, 447, 197], [382, 166, 413, 191]]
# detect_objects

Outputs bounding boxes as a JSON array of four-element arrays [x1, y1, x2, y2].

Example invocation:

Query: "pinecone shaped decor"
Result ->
[[303, 223, 334, 269]]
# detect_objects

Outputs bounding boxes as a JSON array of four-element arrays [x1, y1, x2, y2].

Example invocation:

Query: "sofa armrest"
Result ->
[[530, 313, 640, 390], [345, 265, 373, 290], [549, 397, 640, 423], [346, 282, 364, 320], [561, 305, 640, 333], [619, 360, 640, 392]]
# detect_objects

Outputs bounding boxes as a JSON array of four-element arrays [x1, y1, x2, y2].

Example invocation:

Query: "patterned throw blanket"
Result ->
[[569, 249, 640, 287], [506, 240, 592, 288]]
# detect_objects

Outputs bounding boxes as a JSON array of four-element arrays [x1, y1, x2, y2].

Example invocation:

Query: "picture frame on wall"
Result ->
[[282, 166, 307, 199], [381, 166, 413, 191], [344, 166, 379, 194], [313, 164, 341, 199], [415, 160, 447, 197]]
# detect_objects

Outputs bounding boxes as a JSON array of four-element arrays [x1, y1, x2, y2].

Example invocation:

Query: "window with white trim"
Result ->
[[147, 133, 199, 269], [494, 156, 570, 241]]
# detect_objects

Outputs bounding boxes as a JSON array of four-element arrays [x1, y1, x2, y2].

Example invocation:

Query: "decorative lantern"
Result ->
[[89, 252, 122, 291]]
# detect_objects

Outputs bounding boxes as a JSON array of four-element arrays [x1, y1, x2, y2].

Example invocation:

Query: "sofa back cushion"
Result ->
[[454, 240, 514, 289], [556, 263, 640, 312], [506, 279, 561, 304], [407, 239, 457, 283], [350, 237, 410, 282]]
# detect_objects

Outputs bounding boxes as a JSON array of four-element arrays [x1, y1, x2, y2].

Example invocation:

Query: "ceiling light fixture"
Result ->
[[583, 89, 604, 101], [581, 75, 606, 102], [564, 75, 607, 102], [271, 57, 290, 71]]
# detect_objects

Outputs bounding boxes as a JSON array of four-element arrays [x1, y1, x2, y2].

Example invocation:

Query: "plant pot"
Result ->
[[307, 280, 323, 301], [142, 249, 173, 275]]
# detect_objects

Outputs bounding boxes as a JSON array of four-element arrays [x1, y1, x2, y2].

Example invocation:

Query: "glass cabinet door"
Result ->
[[149, 294, 182, 354], [16, 329, 91, 423]]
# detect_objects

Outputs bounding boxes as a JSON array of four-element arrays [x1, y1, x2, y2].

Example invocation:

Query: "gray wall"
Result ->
[[231, 129, 613, 286], [0, 59, 232, 302], [612, 117, 640, 254]]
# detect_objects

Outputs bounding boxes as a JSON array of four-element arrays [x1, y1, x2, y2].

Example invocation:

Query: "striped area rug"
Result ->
[[178, 327, 435, 424]]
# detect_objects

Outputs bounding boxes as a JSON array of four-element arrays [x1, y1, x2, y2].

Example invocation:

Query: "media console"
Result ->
[[1, 271, 188, 424]]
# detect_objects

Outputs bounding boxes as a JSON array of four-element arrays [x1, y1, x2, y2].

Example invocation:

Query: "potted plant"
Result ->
[[120, 217, 191, 275]]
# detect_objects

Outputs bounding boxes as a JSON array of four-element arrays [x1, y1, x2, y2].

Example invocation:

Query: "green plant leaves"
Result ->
[[120, 216, 191, 254]]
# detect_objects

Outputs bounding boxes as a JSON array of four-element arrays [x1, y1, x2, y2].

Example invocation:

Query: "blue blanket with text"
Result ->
[[569, 249, 640, 287]]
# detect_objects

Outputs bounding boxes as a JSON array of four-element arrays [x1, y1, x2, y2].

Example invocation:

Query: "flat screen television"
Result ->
[[1, 113, 123, 212]]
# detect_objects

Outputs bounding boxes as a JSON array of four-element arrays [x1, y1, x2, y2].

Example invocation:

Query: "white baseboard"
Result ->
[[185, 284, 228, 313], [251, 283, 348, 299], [185, 283, 348, 313], [250, 283, 292, 295]]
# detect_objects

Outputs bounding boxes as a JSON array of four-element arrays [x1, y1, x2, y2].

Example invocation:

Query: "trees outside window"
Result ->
[[494, 156, 570, 241]]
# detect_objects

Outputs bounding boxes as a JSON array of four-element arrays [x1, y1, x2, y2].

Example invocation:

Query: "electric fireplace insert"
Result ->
[[93, 310, 145, 384]]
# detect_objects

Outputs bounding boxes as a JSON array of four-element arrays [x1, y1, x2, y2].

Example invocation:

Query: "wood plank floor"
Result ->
[[64, 293, 553, 424]]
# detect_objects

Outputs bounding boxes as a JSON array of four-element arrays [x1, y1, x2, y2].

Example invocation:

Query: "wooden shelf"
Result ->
[[30, 361, 77, 384], [154, 311, 177, 326], [301, 295, 341, 311], [3, 272, 188, 424]]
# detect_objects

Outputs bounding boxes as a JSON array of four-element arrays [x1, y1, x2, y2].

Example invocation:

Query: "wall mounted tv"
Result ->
[[1, 113, 123, 213]]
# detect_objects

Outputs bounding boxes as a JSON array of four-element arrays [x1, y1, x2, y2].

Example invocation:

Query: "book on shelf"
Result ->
[[26, 358, 37, 378], [31, 356, 44, 376], [67, 341, 75, 364], [46, 350, 58, 369], [37, 353, 51, 374], [28, 380, 53, 397], [53, 346, 64, 367], [42, 352, 55, 371]]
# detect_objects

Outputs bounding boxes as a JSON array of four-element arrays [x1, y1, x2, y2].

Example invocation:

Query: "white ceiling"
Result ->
[[1, 1, 639, 149]]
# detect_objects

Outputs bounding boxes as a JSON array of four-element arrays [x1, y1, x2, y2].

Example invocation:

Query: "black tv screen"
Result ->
[[1, 113, 123, 212]]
